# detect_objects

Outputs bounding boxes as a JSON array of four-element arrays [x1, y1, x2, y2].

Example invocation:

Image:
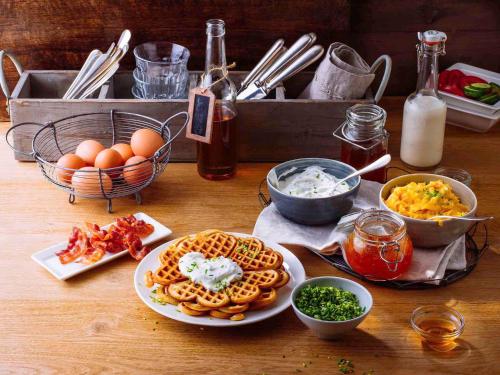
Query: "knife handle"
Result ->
[[265, 45, 324, 91], [257, 33, 316, 85], [240, 39, 285, 89]]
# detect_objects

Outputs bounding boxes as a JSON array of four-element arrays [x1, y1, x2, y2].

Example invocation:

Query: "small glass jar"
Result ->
[[344, 210, 413, 280], [334, 104, 389, 183]]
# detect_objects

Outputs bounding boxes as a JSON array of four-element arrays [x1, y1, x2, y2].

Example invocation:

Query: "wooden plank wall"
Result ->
[[0, 0, 499, 121]]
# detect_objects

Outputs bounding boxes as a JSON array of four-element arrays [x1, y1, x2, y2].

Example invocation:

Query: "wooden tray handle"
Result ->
[[0, 50, 24, 114]]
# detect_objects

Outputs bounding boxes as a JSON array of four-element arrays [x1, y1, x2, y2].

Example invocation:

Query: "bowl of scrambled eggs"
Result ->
[[379, 174, 477, 248]]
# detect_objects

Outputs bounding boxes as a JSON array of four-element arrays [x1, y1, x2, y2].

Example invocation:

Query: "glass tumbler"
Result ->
[[133, 42, 190, 99]]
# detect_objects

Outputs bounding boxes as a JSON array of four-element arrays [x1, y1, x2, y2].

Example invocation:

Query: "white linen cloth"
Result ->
[[299, 42, 375, 100], [253, 180, 466, 283]]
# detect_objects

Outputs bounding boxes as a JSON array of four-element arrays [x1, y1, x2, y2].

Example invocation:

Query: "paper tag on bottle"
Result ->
[[186, 87, 215, 144]]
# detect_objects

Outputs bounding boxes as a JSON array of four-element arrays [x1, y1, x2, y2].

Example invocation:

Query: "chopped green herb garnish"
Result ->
[[150, 296, 167, 305], [338, 359, 354, 374], [295, 285, 364, 321]]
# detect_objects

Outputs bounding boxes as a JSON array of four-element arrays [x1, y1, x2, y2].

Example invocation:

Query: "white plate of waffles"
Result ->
[[134, 230, 306, 326]]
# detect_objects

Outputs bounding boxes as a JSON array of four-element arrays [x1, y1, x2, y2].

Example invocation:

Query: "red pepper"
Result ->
[[459, 75, 487, 89], [439, 69, 466, 96], [446, 85, 465, 97], [438, 70, 450, 91]]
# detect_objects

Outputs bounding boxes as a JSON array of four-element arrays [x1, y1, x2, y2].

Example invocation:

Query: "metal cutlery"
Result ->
[[428, 215, 494, 222], [63, 30, 130, 99], [238, 39, 285, 94], [331, 154, 392, 192], [256, 33, 316, 85], [237, 44, 324, 100], [63, 49, 101, 99]]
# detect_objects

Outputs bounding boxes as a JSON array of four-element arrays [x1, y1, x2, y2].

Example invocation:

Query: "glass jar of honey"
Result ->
[[334, 104, 389, 183], [344, 210, 413, 280]]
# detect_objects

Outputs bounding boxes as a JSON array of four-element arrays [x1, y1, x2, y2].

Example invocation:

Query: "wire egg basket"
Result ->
[[6, 110, 189, 212]]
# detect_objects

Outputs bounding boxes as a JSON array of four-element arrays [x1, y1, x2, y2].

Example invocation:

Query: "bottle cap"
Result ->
[[418, 30, 447, 46]]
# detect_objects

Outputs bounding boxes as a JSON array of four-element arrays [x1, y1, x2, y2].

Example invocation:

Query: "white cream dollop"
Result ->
[[178, 252, 243, 292], [278, 165, 350, 198]]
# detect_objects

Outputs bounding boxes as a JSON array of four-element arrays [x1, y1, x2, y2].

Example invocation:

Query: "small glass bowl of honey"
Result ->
[[410, 305, 465, 352]]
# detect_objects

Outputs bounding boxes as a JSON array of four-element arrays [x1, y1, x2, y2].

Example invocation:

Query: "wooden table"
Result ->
[[0, 98, 498, 374]]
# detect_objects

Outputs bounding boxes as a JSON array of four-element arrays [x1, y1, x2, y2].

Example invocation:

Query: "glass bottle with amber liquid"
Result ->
[[197, 19, 238, 180]]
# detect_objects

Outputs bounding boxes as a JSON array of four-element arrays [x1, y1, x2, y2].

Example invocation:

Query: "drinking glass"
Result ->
[[133, 42, 190, 99]]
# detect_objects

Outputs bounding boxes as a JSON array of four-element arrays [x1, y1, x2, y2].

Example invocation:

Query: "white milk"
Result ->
[[400, 95, 447, 168]]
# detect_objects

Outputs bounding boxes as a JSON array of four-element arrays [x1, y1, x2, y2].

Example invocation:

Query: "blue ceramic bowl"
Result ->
[[266, 158, 360, 225]]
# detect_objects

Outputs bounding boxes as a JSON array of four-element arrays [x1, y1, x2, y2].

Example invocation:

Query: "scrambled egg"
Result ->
[[385, 180, 469, 220]]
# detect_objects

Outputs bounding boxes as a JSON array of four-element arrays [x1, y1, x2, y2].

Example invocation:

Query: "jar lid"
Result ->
[[355, 210, 407, 243]]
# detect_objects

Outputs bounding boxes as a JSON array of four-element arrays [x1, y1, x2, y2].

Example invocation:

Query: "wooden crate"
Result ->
[[7, 70, 373, 161]]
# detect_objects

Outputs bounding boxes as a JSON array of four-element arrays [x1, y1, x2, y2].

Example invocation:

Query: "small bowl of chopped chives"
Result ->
[[291, 277, 372, 339]]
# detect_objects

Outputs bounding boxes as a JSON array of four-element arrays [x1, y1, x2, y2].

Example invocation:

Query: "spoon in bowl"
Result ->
[[332, 154, 392, 191], [428, 215, 494, 222]]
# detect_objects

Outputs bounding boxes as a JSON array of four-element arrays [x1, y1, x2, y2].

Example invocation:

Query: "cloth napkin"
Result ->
[[253, 180, 466, 283], [299, 42, 375, 100]]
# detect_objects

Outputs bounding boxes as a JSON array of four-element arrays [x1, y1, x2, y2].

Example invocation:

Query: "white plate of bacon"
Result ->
[[31, 213, 172, 280]]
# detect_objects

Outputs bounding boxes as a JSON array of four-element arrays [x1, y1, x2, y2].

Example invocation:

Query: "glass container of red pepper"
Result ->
[[334, 104, 389, 183]]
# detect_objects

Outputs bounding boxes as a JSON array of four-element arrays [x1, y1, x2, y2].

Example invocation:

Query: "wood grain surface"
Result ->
[[0, 97, 499, 374], [1, 0, 500, 120]]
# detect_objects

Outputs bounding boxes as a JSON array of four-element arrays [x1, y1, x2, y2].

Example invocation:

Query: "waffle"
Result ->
[[153, 286, 179, 306], [168, 281, 230, 308], [218, 303, 249, 314], [146, 230, 290, 321], [249, 288, 278, 311], [179, 302, 206, 316], [153, 256, 187, 286], [178, 230, 237, 258], [158, 237, 189, 264], [230, 241, 283, 270], [274, 269, 290, 289]]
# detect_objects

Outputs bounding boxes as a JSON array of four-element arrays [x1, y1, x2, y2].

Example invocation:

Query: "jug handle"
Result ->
[[370, 55, 392, 103]]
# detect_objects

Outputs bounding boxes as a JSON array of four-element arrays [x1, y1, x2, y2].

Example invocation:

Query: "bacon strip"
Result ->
[[56, 228, 89, 264], [57, 216, 155, 265]]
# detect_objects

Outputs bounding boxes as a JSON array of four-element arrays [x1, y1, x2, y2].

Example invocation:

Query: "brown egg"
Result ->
[[130, 129, 165, 158], [56, 154, 86, 184], [111, 143, 134, 161], [123, 156, 153, 185], [75, 140, 105, 166], [94, 148, 124, 169], [71, 166, 112, 196]]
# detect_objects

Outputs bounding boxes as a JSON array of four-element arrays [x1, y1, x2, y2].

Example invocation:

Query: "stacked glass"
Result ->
[[132, 42, 190, 99]]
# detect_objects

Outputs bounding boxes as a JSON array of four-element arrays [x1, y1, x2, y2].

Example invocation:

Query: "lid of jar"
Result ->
[[355, 210, 407, 242]]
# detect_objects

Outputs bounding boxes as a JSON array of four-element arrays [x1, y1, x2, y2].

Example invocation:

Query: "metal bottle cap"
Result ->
[[418, 30, 447, 46]]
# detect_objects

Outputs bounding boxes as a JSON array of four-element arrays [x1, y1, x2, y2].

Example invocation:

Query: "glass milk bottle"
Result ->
[[400, 30, 447, 169], [197, 19, 238, 180]]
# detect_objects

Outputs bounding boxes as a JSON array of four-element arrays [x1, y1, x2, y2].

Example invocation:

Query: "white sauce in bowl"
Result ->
[[278, 165, 350, 198]]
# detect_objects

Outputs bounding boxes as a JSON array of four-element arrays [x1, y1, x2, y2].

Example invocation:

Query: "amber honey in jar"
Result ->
[[344, 210, 413, 280], [334, 104, 389, 183]]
